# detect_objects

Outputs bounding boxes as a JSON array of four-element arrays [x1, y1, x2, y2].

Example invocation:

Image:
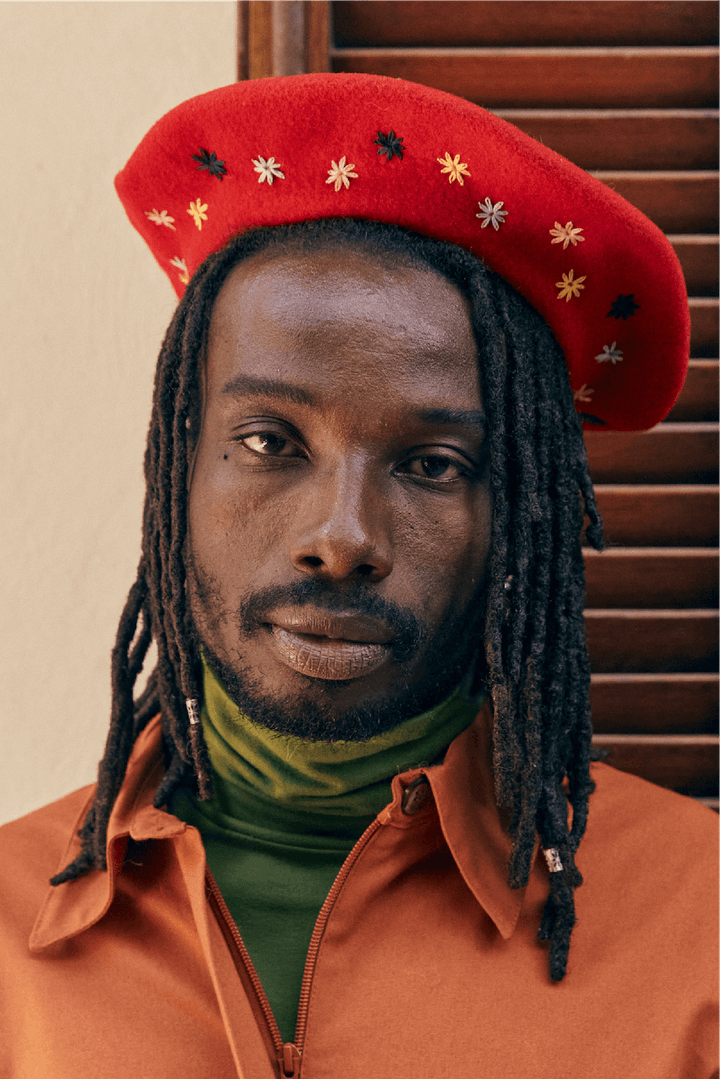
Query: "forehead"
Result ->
[[205, 242, 482, 407]]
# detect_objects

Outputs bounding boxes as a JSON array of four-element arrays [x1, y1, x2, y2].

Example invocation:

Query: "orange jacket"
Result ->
[[1, 706, 717, 1079]]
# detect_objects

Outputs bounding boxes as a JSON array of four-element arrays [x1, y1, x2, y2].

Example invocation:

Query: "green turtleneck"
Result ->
[[170, 659, 482, 1044]]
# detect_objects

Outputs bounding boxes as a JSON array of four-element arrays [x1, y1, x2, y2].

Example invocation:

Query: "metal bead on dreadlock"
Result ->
[[185, 698, 201, 726], [543, 847, 564, 873], [503, 574, 514, 620]]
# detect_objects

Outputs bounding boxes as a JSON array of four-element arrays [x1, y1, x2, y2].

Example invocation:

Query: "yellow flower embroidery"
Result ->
[[437, 152, 470, 186], [556, 269, 586, 302], [550, 221, 585, 249], [326, 157, 358, 192], [169, 256, 189, 285], [187, 198, 208, 231], [573, 384, 594, 403], [145, 208, 176, 231]]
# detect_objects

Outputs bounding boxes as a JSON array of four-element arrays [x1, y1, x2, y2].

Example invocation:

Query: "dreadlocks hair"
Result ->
[[51, 217, 604, 982]]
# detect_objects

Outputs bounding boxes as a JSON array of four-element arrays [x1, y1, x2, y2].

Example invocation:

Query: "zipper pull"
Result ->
[[279, 1042, 301, 1078]]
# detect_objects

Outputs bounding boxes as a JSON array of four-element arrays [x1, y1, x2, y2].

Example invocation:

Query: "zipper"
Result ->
[[294, 818, 382, 1046], [205, 815, 384, 1077], [206, 871, 301, 1075]]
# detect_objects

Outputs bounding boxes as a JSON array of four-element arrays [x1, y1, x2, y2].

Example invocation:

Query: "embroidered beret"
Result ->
[[115, 73, 690, 431]]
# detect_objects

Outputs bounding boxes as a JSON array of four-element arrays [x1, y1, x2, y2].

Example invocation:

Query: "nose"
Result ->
[[289, 458, 393, 583]]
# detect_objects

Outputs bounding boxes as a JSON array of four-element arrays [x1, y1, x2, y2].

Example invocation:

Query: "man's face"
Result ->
[[187, 242, 492, 741]]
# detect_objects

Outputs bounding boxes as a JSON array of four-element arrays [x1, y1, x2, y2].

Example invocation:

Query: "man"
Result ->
[[1, 75, 716, 1078]]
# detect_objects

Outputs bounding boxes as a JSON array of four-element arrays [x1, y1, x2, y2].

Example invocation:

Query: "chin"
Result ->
[[200, 640, 479, 743]]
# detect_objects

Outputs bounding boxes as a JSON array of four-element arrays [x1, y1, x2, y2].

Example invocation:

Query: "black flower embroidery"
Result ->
[[191, 148, 227, 180], [374, 130, 405, 162], [607, 294, 639, 320]]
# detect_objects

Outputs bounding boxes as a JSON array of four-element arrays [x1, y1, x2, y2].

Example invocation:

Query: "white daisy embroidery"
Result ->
[[573, 384, 594, 403], [550, 221, 585, 249], [595, 342, 624, 365], [476, 197, 507, 231], [169, 256, 189, 285], [145, 209, 176, 231], [252, 156, 285, 185], [326, 157, 358, 191]]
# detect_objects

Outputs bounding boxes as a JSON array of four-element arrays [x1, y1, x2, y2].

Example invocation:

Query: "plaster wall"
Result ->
[[1, 1, 237, 825]]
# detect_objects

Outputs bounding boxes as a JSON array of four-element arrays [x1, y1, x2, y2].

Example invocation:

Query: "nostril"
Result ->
[[356, 564, 375, 577], [303, 556, 323, 568]]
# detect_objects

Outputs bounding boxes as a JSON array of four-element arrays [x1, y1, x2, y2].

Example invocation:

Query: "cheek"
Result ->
[[399, 486, 493, 606], [188, 452, 286, 579]]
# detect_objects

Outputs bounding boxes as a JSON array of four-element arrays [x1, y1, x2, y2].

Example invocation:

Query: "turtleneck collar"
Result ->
[[199, 657, 484, 838]]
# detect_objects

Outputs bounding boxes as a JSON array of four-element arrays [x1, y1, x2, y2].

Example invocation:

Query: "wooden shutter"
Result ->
[[238, 1, 719, 807]]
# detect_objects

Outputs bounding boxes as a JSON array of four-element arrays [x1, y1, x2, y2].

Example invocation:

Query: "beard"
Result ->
[[188, 563, 487, 744]]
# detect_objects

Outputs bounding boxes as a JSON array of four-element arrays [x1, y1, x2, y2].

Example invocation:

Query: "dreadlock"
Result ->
[[51, 218, 604, 982]]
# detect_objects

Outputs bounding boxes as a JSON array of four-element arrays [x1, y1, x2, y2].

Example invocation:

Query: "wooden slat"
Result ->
[[585, 609, 719, 672], [583, 548, 719, 608], [590, 673, 719, 734], [305, 0, 330, 73], [591, 733, 719, 795], [332, 2, 720, 49], [331, 48, 719, 110], [492, 110, 719, 170], [247, 0, 274, 79], [591, 173, 719, 234], [238, 1, 329, 80], [592, 485, 718, 546], [689, 297, 719, 355], [275, 2, 311, 77], [585, 424, 718, 484], [666, 360, 719, 421], [669, 238, 719, 299], [237, 0, 250, 80]]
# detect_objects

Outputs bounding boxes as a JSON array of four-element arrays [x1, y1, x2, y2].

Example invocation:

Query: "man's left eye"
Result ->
[[403, 455, 466, 481], [241, 432, 298, 456]]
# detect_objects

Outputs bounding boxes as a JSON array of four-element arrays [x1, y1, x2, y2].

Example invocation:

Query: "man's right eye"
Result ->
[[240, 432, 298, 457]]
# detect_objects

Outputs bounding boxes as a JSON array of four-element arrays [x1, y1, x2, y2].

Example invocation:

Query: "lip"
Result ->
[[267, 608, 394, 681], [268, 608, 394, 645]]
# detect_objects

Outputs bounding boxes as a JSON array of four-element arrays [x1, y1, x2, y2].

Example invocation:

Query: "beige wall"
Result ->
[[1, 1, 237, 825]]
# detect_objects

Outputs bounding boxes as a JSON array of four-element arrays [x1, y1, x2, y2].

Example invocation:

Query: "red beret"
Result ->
[[115, 74, 689, 431]]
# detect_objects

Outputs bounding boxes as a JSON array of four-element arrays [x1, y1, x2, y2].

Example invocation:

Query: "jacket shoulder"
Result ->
[[585, 762, 718, 878]]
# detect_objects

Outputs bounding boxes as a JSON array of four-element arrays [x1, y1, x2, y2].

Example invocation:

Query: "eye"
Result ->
[[240, 432, 299, 457], [403, 455, 466, 481]]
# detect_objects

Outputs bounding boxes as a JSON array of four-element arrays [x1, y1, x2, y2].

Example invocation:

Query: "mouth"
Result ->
[[267, 609, 394, 681]]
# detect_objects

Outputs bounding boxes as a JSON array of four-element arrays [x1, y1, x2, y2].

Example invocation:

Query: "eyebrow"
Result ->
[[221, 376, 486, 431], [221, 374, 315, 405], [417, 407, 487, 431]]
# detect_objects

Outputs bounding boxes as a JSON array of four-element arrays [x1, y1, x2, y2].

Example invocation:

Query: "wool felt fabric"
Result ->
[[169, 658, 482, 1042], [115, 73, 689, 432]]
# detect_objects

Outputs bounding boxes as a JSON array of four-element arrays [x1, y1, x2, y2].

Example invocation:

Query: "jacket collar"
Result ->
[[29, 719, 186, 952], [30, 703, 525, 951], [426, 700, 528, 939]]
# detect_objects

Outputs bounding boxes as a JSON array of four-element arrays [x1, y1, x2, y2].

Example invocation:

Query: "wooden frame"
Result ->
[[237, 1, 330, 80]]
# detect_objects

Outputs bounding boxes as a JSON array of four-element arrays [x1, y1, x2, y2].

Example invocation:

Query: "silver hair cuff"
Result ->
[[186, 698, 201, 726], [543, 847, 564, 873]]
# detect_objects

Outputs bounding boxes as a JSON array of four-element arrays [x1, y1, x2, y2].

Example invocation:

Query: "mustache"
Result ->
[[235, 578, 426, 663]]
